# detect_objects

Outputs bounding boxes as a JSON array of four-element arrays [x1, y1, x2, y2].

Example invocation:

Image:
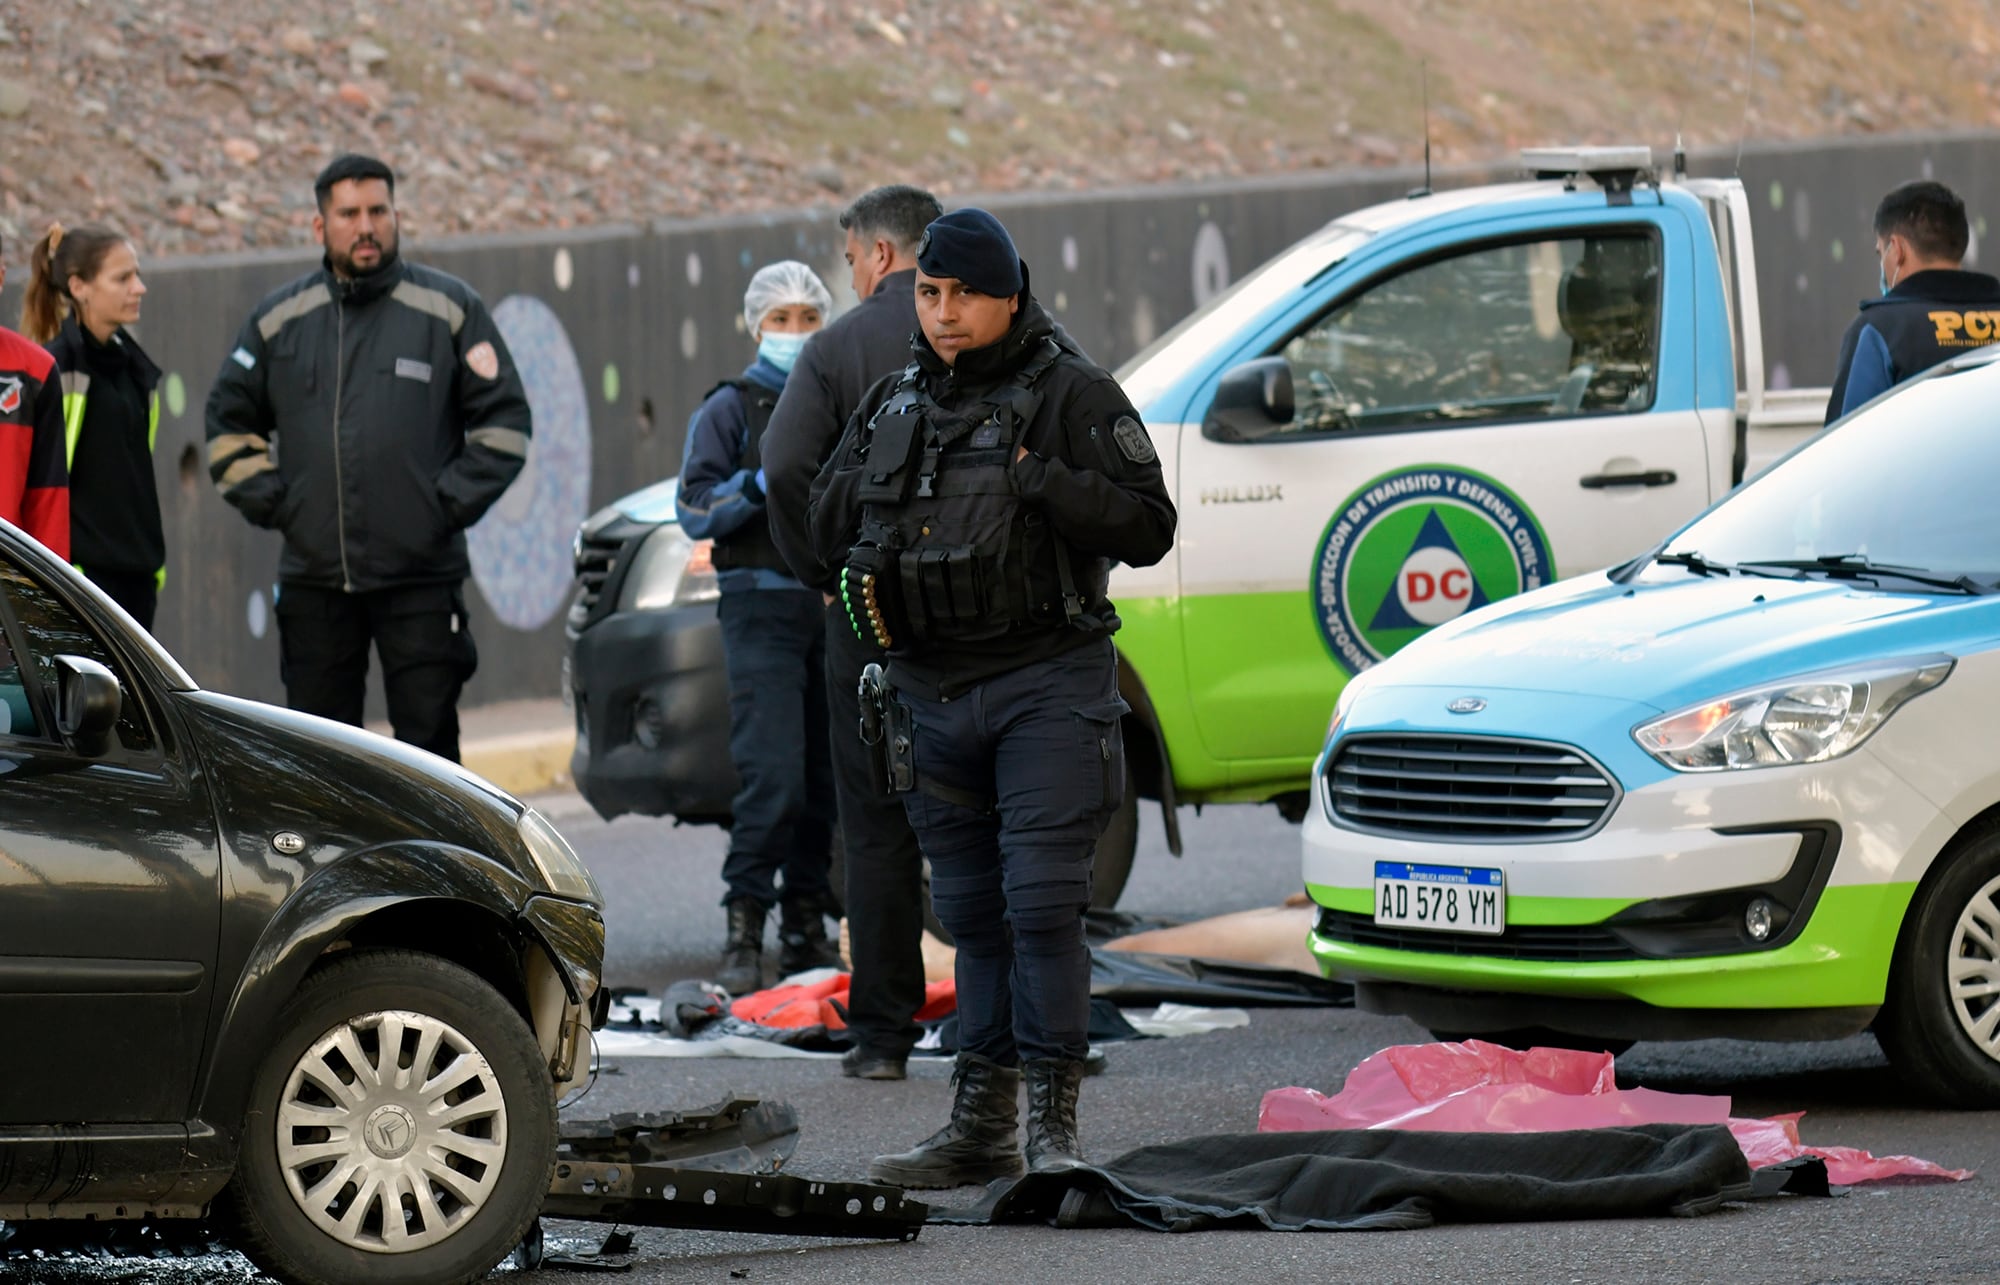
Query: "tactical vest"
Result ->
[[841, 337, 1104, 652], [705, 378, 790, 575]]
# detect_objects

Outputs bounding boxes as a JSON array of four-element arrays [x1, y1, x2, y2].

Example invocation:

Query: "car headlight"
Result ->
[[1632, 656, 1953, 772], [518, 808, 603, 903], [617, 524, 719, 612]]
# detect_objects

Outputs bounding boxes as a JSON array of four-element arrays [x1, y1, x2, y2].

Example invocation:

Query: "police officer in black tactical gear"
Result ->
[[807, 208, 1177, 1187], [1825, 180, 2000, 422]]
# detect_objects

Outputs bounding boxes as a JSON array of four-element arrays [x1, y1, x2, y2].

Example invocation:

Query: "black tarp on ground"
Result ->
[[932, 1124, 1754, 1231], [1087, 949, 1352, 1007]]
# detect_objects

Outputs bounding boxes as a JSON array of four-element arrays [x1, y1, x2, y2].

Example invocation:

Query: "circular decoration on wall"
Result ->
[[603, 362, 621, 404], [1191, 221, 1231, 306], [680, 317, 700, 359], [553, 248, 575, 291], [468, 294, 594, 631], [164, 372, 187, 418], [1062, 235, 1079, 273], [628, 262, 642, 289], [247, 588, 268, 639], [686, 251, 703, 286]]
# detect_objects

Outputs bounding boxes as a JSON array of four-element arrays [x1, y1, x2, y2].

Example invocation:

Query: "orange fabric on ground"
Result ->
[[729, 974, 958, 1031]]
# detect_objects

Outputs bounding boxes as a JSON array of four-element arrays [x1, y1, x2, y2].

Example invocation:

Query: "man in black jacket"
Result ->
[[764, 184, 941, 1081], [1825, 180, 2000, 422], [206, 154, 531, 762], [809, 209, 1176, 1187]]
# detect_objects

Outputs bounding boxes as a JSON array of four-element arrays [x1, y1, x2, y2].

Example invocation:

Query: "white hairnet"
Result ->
[[743, 260, 833, 336]]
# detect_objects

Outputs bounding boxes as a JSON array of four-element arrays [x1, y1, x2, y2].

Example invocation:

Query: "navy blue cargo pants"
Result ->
[[894, 638, 1128, 1064], [717, 586, 836, 909]]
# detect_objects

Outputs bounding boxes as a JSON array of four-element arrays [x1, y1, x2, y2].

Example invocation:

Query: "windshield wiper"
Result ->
[[1734, 554, 1995, 595], [1652, 550, 1735, 577]]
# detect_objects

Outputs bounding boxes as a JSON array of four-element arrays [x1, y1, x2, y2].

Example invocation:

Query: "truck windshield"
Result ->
[[1117, 224, 1374, 411], [1660, 363, 2000, 584]]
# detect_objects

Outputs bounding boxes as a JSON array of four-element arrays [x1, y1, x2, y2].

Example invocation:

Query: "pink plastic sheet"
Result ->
[[1259, 1040, 1972, 1186]]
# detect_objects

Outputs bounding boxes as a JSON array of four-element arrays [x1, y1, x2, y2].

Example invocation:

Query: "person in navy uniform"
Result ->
[[763, 184, 945, 1081], [1825, 180, 2000, 422], [808, 208, 1176, 1187], [676, 260, 841, 994]]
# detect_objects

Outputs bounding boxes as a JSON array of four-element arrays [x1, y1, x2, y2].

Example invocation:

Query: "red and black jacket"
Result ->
[[0, 325, 70, 558]]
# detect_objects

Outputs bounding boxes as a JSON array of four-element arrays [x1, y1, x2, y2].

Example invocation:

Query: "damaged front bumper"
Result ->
[[520, 895, 607, 1098], [543, 1096, 927, 1243]]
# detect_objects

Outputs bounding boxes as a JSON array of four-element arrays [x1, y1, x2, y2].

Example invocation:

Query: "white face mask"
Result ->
[[758, 331, 809, 373]]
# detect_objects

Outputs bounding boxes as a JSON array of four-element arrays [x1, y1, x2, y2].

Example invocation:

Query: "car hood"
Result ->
[[1373, 571, 2000, 714], [175, 690, 536, 885]]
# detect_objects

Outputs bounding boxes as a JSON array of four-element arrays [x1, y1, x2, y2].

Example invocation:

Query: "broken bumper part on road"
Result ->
[[543, 1163, 926, 1241], [547, 1096, 927, 1242]]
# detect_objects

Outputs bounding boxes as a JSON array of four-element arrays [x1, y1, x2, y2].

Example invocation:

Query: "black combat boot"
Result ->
[[714, 899, 766, 996], [1023, 1057, 1087, 1173], [777, 894, 843, 976], [868, 1054, 1025, 1189]]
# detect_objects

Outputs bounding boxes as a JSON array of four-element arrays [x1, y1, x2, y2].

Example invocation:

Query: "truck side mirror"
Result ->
[[1202, 357, 1295, 443], [55, 654, 121, 757]]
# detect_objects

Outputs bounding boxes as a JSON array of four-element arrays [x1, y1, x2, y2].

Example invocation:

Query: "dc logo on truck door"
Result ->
[[1312, 466, 1553, 673]]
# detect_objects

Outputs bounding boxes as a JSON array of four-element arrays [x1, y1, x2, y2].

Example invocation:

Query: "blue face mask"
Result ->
[[758, 331, 808, 374], [1880, 264, 1891, 296]]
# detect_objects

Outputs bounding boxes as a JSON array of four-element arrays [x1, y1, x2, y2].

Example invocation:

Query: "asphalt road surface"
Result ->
[[11, 796, 1997, 1283]]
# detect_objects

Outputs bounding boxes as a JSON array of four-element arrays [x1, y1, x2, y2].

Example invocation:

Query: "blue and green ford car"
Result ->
[[1304, 347, 2000, 1106]]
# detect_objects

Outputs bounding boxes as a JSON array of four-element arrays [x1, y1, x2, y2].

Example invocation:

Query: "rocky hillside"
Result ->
[[1, 0, 1995, 260]]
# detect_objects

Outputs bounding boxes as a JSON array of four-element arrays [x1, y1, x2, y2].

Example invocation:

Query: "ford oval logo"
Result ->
[[1447, 696, 1487, 715]]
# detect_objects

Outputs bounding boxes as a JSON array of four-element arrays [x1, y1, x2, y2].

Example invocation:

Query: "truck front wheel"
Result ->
[[920, 759, 1141, 942], [1089, 757, 1140, 910]]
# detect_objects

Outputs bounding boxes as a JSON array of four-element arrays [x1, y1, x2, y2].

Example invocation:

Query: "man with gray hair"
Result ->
[[764, 183, 942, 1079]]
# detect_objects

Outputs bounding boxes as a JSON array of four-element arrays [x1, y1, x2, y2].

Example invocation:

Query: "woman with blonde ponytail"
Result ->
[[28, 222, 167, 629]]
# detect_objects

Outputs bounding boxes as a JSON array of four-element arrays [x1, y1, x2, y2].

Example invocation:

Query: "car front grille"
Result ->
[[1315, 907, 1640, 962], [573, 531, 623, 613], [1325, 734, 1618, 841]]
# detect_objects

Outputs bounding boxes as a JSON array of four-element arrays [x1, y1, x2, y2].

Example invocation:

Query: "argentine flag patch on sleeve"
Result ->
[[231, 347, 257, 371]]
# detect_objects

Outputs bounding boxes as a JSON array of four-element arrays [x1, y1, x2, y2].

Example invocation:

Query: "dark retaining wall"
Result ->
[[27, 132, 1998, 711]]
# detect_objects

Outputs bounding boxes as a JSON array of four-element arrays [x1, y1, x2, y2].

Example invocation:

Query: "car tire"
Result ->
[[1090, 758, 1141, 911], [1876, 827, 2000, 1108], [223, 949, 557, 1285], [918, 759, 1142, 943]]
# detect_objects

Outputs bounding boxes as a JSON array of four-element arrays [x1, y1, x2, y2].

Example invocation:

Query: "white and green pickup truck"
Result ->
[[569, 147, 1828, 899], [1104, 146, 1826, 857]]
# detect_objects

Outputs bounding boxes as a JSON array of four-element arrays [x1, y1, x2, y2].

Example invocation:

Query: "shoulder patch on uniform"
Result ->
[[1111, 414, 1156, 464], [231, 346, 257, 370], [0, 375, 21, 416], [465, 341, 499, 380]]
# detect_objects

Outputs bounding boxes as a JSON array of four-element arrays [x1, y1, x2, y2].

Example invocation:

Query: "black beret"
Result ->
[[916, 207, 1025, 297]]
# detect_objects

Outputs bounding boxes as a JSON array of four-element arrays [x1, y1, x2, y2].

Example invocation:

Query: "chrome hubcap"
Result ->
[[276, 1009, 509, 1254], [1948, 874, 2000, 1063]]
